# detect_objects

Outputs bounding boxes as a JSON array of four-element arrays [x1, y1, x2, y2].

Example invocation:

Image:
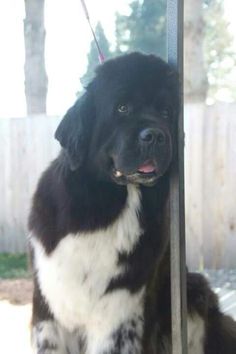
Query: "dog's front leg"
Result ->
[[32, 320, 67, 354], [32, 283, 84, 354], [32, 319, 85, 354], [87, 315, 144, 354]]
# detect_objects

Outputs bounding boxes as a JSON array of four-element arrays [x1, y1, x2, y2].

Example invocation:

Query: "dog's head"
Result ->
[[55, 52, 178, 186]]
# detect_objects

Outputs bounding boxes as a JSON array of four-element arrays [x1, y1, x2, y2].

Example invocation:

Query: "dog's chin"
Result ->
[[108, 158, 170, 186], [111, 172, 159, 187]]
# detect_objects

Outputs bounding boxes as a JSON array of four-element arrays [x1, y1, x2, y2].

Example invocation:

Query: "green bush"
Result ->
[[0, 253, 30, 279]]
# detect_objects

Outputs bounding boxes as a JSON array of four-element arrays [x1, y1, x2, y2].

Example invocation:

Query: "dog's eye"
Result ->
[[117, 104, 129, 114]]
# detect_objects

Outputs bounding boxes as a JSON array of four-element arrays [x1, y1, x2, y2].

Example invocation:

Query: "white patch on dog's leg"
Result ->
[[85, 287, 145, 354], [87, 314, 143, 354], [187, 314, 205, 354], [32, 320, 83, 354], [86, 290, 144, 354], [32, 320, 63, 354]]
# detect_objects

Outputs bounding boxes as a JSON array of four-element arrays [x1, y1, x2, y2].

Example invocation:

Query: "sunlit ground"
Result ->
[[0, 301, 32, 354]]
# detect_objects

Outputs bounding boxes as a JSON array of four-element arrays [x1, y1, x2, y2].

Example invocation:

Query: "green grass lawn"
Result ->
[[0, 253, 31, 279]]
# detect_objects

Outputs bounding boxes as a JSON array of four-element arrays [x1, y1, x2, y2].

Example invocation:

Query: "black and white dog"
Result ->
[[29, 53, 236, 354]]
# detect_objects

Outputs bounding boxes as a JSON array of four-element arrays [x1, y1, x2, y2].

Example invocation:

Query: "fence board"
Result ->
[[185, 103, 236, 269], [0, 116, 60, 253]]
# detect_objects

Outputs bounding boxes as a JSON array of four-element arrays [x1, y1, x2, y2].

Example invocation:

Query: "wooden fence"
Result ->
[[0, 116, 60, 253], [0, 103, 236, 269], [185, 103, 236, 269]]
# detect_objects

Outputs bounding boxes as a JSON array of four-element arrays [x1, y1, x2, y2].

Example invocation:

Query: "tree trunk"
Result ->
[[24, 0, 48, 115], [184, 0, 208, 102]]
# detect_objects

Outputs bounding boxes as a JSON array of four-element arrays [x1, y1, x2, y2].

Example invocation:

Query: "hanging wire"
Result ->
[[80, 0, 105, 64]]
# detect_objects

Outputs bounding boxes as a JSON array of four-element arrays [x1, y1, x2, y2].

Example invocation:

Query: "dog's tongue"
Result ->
[[138, 162, 156, 173]]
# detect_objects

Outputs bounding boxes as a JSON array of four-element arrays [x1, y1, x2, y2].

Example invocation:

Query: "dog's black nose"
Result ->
[[139, 128, 166, 146]]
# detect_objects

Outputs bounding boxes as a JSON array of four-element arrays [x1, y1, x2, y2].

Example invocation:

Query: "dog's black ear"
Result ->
[[55, 92, 94, 170]]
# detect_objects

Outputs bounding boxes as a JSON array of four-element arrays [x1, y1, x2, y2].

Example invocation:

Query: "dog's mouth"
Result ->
[[111, 160, 160, 186], [137, 161, 157, 174]]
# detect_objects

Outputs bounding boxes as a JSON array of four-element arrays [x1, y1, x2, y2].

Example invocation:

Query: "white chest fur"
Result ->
[[31, 185, 144, 337]]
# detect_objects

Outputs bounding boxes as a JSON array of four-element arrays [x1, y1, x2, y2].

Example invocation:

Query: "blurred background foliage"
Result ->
[[81, 0, 236, 103], [0, 254, 29, 279]]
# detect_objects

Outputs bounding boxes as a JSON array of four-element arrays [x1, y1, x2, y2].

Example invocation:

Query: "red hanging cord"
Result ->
[[80, 0, 105, 64]]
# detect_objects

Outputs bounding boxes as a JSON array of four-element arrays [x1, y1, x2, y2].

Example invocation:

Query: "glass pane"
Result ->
[[184, 0, 236, 321]]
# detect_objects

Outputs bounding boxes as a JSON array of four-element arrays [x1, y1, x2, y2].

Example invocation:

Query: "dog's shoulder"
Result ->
[[28, 153, 131, 253], [28, 154, 68, 253]]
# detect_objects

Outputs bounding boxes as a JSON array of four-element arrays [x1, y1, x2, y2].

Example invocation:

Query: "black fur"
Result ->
[[29, 52, 236, 353]]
